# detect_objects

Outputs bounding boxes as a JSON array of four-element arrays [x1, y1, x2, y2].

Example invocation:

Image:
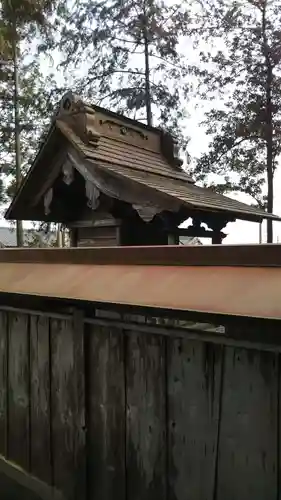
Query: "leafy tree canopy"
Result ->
[[53, 0, 191, 145], [191, 0, 281, 240]]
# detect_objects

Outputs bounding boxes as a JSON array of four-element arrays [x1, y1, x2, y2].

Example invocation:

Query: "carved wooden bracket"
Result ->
[[85, 179, 100, 210], [202, 215, 231, 233], [132, 204, 162, 222], [179, 223, 226, 240], [62, 158, 74, 186], [44, 188, 53, 216]]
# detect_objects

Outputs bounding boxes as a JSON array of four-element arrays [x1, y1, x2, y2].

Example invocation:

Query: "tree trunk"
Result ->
[[12, 26, 24, 247], [142, 13, 152, 127], [262, 2, 274, 243], [265, 59, 273, 243], [266, 121, 273, 243]]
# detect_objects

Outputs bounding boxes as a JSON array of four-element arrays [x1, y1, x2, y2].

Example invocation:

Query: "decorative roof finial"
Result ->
[[57, 92, 100, 147]]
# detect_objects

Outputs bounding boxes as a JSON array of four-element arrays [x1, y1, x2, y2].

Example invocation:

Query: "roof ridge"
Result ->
[[56, 119, 195, 184]]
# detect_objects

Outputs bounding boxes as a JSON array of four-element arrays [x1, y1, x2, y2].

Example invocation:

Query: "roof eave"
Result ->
[[5, 124, 59, 221], [192, 207, 281, 223]]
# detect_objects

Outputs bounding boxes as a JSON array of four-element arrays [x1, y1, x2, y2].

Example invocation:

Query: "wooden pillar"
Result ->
[[202, 216, 229, 245], [212, 231, 223, 245], [168, 234, 179, 245], [70, 228, 78, 247]]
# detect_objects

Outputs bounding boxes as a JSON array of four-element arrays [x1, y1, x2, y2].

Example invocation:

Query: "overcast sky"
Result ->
[[184, 113, 281, 244], [2, 10, 280, 245]]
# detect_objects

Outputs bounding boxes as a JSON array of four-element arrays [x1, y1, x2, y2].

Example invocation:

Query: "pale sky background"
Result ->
[[1, 7, 280, 245], [185, 112, 281, 244], [180, 29, 281, 245]]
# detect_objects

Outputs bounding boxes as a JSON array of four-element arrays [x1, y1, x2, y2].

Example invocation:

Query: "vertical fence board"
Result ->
[[216, 347, 278, 500], [51, 317, 73, 498], [51, 316, 85, 500], [30, 315, 51, 484], [126, 332, 166, 500], [0, 304, 279, 500], [8, 312, 30, 469], [168, 339, 223, 500], [73, 311, 86, 500], [87, 324, 125, 500], [276, 353, 281, 500], [0, 311, 7, 456]]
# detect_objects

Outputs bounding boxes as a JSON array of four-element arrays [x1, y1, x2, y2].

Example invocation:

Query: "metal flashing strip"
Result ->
[[0, 260, 280, 319]]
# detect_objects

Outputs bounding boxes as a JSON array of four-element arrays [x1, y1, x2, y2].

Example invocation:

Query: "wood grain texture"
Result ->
[[87, 324, 125, 500], [30, 315, 51, 484], [216, 347, 278, 500], [0, 305, 280, 500], [0, 453, 65, 500], [8, 313, 30, 470], [168, 339, 223, 500], [126, 332, 166, 500], [0, 312, 7, 456], [50, 316, 85, 500], [72, 311, 86, 500]]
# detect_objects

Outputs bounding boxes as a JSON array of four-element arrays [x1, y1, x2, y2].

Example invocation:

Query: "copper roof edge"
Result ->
[[0, 262, 280, 320], [0, 244, 281, 267]]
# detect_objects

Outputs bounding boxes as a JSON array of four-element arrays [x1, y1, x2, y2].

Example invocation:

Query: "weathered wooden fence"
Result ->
[[0, 304, 279, 500]]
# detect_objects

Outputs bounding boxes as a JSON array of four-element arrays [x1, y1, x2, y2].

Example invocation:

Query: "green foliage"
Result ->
[[0, 0, 57, 60], [55, 0, 191, 144], [0, 56, 63, 203], [1, 0, 280, 245], [0, 0, 63, 211], [192, 0, 281, 239], [2, 0, 54, 25], [0, 177, 5, 204]]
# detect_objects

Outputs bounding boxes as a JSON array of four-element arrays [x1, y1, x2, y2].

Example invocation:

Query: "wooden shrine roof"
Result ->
[[6, 92, 281, 223], [56, 119, 194, 183]]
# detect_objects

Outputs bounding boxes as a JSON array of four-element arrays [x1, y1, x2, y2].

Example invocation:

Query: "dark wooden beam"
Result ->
[[2, 243, 281, 266], [0, 302, 281, 351], [0, 454, 65, 500], [201, 215, 230, 245], [212, 232, 224, 244], [30, 153, 66, 208], [170, 227, 226, 240]]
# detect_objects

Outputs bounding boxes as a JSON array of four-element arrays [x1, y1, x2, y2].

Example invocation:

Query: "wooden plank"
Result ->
[[216, 347, 278, 500], [72, 311, 86, 500], [276, 353, 281, 500], [30, 315, 51, 484], [50, 315, 85, 500], [0, 454, 65, 500], [167, 339, 223, 500], [87, 324, 125, 500], [126, 331, 166, 500], [8, 312, 30, 469], [0, 312, 8, 456]]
